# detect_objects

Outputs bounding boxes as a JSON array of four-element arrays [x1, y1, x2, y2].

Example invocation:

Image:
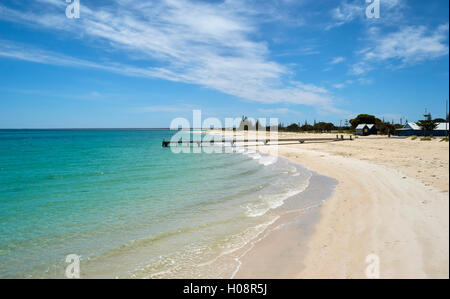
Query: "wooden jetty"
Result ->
[[162, 135, 352, 147]]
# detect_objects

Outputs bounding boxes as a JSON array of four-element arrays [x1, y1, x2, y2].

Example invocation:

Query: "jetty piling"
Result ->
[[162, 136, 353, 148]]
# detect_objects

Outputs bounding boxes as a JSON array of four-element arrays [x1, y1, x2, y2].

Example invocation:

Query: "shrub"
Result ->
[[420, 137, 432, 141], [411, 136, 418, 140]]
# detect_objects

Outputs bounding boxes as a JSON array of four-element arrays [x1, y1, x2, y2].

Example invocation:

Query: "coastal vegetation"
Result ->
[[236, 114, 401, 135], [417, 113, 438, 136], [279, 114, 401, 135], [349, 114, 400, 135], [234, 113, 447, 137]]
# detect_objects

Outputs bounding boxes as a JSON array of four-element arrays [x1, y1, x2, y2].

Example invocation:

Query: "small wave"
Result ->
[[139, 215, 281, 279], [258, 155, 277, 166], [243, 174, 312, 217], [225, 145, 314, 218], [249, 153, 262, 160]]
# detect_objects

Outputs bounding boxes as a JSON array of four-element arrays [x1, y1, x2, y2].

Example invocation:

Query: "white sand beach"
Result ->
[[212, 131, 449, 279]]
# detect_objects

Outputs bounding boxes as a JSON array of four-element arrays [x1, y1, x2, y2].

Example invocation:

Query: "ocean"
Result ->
[[0, 129, 324, 278]]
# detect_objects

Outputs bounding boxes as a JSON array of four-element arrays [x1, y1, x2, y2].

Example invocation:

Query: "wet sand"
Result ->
[[234, 174, 337, 278], [211, 131, 449, 278]]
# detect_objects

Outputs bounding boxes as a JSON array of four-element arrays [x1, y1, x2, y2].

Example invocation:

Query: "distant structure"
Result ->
[[397, 122, 449, 137], [355, 124, 377, 136]]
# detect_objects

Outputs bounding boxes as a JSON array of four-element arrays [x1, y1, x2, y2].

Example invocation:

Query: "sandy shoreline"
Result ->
[[232, 171, 337, 278], [210, 130, 449, 278]]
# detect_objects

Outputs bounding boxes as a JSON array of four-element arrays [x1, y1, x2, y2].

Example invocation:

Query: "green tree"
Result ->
[[433, 118, 446, 123], [313, 122, 336, 132], [417, 114, 438, 136], [349, 114, 377, 128], [376, 121, 396, 135], [239, 116, 255, 131], [286, 123, 301, 132], [300, 124, 314, 131]]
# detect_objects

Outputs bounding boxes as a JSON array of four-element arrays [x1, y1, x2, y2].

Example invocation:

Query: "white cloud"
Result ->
[[332, 83, 345, 89], [357, 77, 373, 85], [327, 0, 407, 29], [0, 0, 336, 111], [293, 81, 329, 94], [330, 56, 345, 64], [0, 39, 179, 81], [349, 62, 371, 75], [327, 1, 363, 29], [351, 24, 449, 74], [332, 79, 355, 89], [364, 24, 449, 64]]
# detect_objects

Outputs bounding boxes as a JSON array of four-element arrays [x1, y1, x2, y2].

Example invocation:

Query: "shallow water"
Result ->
[[0, 129, 330, 278]]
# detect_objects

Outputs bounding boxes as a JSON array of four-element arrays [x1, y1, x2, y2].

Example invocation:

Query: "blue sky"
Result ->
[[0, 0, 448, 128]]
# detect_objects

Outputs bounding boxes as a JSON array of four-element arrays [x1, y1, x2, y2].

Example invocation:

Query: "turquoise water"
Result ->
[[0, 130, 312, 278]]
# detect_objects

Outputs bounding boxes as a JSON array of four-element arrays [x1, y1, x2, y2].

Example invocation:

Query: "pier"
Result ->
[[162, 135, 353, 147]]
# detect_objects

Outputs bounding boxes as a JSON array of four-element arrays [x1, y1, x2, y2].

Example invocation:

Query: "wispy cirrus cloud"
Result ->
[[350, 23, 449, 75], [0, 39, 189, 82], [332, 83, 346, 89], [326, 0, 407, 29], [327, 0, 363, 29], [330, 56, 345, 65], [363, 24, 449, 64], [0, 0, 336, 111]]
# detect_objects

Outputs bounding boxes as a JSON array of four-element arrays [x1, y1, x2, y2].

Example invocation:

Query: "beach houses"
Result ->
[[355, 124, 377, 136], [397, 122, 449, 137]]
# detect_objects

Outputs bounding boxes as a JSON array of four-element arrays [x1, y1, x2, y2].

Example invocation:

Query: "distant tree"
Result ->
[[434, 118, 447, 123], [349, 114, 377, 128], [239, 116, 255, 131], [417, 114, 438, 136], [376, 121, 396, 135], [313, 122, 336, 132], [286, 123, 301, 132], [300, 124, 314, 131]]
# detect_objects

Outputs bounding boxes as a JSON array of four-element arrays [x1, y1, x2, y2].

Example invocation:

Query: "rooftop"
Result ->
[[356, 124, 375, 129], [400, 122, 449, 131]]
